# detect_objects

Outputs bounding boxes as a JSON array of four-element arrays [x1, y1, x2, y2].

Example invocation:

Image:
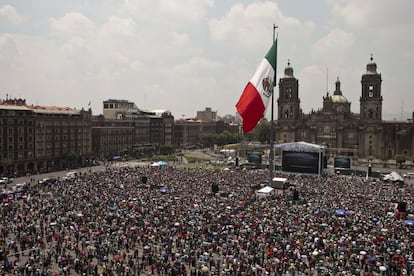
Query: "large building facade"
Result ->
[[92, 99, 174, 159], [275, 57, 414, 159], [0, 98, 92, 176]]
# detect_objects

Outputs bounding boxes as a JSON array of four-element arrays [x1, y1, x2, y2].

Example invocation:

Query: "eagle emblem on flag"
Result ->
[[262, 77, 273, 97]]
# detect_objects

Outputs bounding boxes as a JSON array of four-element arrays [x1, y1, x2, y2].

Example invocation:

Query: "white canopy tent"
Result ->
[[274, 141, 323, 152], [256, 186, 274, 199], [272, 177, 288, 189], [383, 171, 404, 182]]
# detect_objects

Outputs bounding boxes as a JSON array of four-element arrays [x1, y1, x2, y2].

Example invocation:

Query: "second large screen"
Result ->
[[334, 157, 351, 169], [282, 151, 320, 174]]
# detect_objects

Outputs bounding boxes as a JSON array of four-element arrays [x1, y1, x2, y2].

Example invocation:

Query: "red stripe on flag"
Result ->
[[236, 82, 266, 133]]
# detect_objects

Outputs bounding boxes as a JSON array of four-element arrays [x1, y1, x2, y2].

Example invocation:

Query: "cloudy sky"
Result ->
[[0, 0, 413, 120]]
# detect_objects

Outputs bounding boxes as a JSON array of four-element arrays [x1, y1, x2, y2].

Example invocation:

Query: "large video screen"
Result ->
[[247, 153, 262, 164], [334, 157, 351, 169], [282, 151, 320, 174]]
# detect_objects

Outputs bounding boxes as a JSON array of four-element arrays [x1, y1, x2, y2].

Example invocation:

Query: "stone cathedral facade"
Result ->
[[274, 57, 414, 160]]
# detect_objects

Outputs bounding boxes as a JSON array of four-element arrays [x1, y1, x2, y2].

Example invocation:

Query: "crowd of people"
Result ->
[[1, 163, 414, 275]]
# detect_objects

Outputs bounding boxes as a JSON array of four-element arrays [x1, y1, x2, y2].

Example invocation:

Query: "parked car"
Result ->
[[403, 172, 414, 179], [38, 178, 57, 186], [62, 171, 77, 181], [0, 177, 13, 185]]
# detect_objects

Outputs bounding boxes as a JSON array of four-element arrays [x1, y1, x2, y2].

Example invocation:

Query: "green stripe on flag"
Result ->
[[265, 39, 277, 86]]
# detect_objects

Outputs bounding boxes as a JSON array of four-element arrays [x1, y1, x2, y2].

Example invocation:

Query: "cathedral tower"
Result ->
[[359, 55, 383, 157], [360, 55, 383, 122], [277, 61, 300, 121]]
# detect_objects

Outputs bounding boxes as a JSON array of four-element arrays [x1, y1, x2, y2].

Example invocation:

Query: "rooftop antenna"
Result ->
[[401, 98, 403, 120], [326, 68, 329, 93]]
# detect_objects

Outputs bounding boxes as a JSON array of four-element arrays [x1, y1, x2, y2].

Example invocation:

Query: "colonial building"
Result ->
[[91, 116, 135, 159], [275, 57, 414, 159], [0, 98, 92, 176], [173, 119, 217, 148], [92, 99, 174, 158]]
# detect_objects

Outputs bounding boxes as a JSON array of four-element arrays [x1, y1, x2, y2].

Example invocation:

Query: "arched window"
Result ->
[[368, 85, 374, 97]]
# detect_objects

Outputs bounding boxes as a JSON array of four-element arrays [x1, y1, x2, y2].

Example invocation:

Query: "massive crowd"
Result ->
[[1, 163, 413, 275]]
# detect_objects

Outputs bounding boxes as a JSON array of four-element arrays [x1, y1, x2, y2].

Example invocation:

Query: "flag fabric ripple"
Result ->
[[236, 41, 277, 133]]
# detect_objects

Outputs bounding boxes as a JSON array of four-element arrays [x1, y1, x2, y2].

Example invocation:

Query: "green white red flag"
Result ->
[[236, 40, 277, 133]]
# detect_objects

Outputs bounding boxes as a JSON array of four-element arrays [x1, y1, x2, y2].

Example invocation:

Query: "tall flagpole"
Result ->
[[269, 24, 278, 183]]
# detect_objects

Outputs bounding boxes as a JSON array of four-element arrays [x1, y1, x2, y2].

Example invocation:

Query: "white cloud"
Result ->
[[311, 28, 355, 66], [100, 16, 137, 37], [0, 34, 20, 71], [326, 0, 414, 61], [0, 4, 24, 24], [49, 12, 96, 37], [209, 1, 314, 51], [0, 0, 412, 119], [173, 56, 223, 76], [328, 0, 413, 28], [121, 0, 214, 26]]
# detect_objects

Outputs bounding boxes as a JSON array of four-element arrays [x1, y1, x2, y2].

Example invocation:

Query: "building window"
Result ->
[[286, 87, 292, 99], [368, 85, 374, 97]]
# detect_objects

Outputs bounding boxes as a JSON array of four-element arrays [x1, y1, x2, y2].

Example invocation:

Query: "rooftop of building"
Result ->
[[0, 98, 84, 115]]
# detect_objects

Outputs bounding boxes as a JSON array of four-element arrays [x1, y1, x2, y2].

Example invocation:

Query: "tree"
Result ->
[[134, 146, 154, 158], [200, 131, 242, 147], [395, 154, 407, 169], [200, 134, 216, 148], [159, 144, 175, 155], [254, 119, 270, 143]]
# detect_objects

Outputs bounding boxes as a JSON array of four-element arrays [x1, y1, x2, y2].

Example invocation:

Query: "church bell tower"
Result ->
[[359, 55, 383, 158], [278, 61, 300, 121], [360, 55, 383, 122]]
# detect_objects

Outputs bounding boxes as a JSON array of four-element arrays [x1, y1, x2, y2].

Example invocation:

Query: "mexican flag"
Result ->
[[236, 40, 277, 133]]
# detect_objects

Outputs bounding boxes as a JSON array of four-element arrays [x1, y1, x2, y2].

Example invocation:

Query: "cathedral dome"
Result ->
[[331, 77, 348, 103], [331, 94, 348, 103]]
